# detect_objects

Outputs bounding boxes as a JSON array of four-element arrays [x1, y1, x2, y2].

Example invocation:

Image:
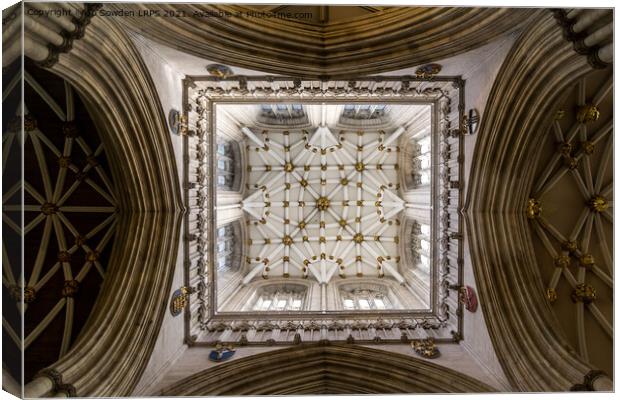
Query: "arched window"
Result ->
[[411, 221, 431, 274], [216, 224, 239, 273], [412, 136, 431, 187], [340, 287, 392, 310], [252, 285, 307, 311], [216, 140, 236, 190]]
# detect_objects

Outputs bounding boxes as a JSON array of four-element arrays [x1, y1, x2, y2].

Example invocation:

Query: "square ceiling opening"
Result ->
[[213, 102, 434, 313]]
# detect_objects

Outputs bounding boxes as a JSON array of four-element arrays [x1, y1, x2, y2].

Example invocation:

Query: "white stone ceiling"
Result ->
[[217, 103, 430, 292]]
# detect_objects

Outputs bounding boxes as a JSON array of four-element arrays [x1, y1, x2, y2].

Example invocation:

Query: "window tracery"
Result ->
[[410, 221, 431, 274], [412, 136, 431, 187], [216, 140, 236, 190], [216, 224, 239, 273], [340, 288, 391, 310], [251, 285, 307, 311]]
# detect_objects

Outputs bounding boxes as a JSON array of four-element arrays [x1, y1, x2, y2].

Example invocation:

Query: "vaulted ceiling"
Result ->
[[528, 65, 613, 377], [109, 4, 539, 77], [3, 60, 117, 383]]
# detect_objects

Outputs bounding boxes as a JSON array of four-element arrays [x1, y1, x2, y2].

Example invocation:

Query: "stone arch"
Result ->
[[465, 11, 611, 391], [161, 344, 494, 395], [24, 14, 183, 397]]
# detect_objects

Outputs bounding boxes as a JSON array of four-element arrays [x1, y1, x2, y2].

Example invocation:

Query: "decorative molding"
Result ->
[[183, 76, 464, 344]]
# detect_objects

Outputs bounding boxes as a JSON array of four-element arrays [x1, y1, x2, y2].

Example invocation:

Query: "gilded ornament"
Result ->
[[319, 236, 326, 243], [61, 280, 79, 297], [579, 254, 595, 269], [554, 255, 571, 268], [561, 240, 577, 254], [546, 288, 557, 304], [339, 219, 347, 227], [282, 273, 290, 278], [57, 251, 71, 263], [415, 63, 442, 78], [283, 256, 289, 262], [265, 165, 271, 171], [58, 156, 71, 168], [23, 114, 38, 132], [23, 286, 36, 303], [316, 196, 330, 211], [526, 198, 541, 219], [571, 283, 596, 304], [340, 178, 348, 186], [576, 104, 600, 124], [284, 162, 294, 172], [353, 233, 364, 243], [554, 109, 565, 120], [41, 202, 58, 215], [299, 179, 308, 187], [565, 157, 579, 170], [356, 272, 364, 277], [170, 286, 192, 316], [206, 64, 234, 78], [588, 195, 608, 213], [355, 162, 365, 172], [298, 221, 306, 229], [411, 338, 440, 358], [581, 140, 594, 155]]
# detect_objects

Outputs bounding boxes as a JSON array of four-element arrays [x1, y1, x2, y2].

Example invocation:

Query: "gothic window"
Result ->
[[260, 104, 305, 119], [217, 141, 235, 190], [252, 285, 306, 311], [411, 221, 431, 273], [340, 288, 392, 310], [342, 104, 386, 119], [412, 136, 431, 187], [216, 224, 239, 273]]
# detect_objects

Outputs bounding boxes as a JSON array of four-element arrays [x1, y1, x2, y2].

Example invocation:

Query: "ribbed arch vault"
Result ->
[[161, 344, 494, 395]]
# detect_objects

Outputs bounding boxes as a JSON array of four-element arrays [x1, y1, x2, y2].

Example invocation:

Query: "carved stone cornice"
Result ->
[[184, 76, 464, 344], [465, 12, 603, 391], [108, 5, 538, 78]]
